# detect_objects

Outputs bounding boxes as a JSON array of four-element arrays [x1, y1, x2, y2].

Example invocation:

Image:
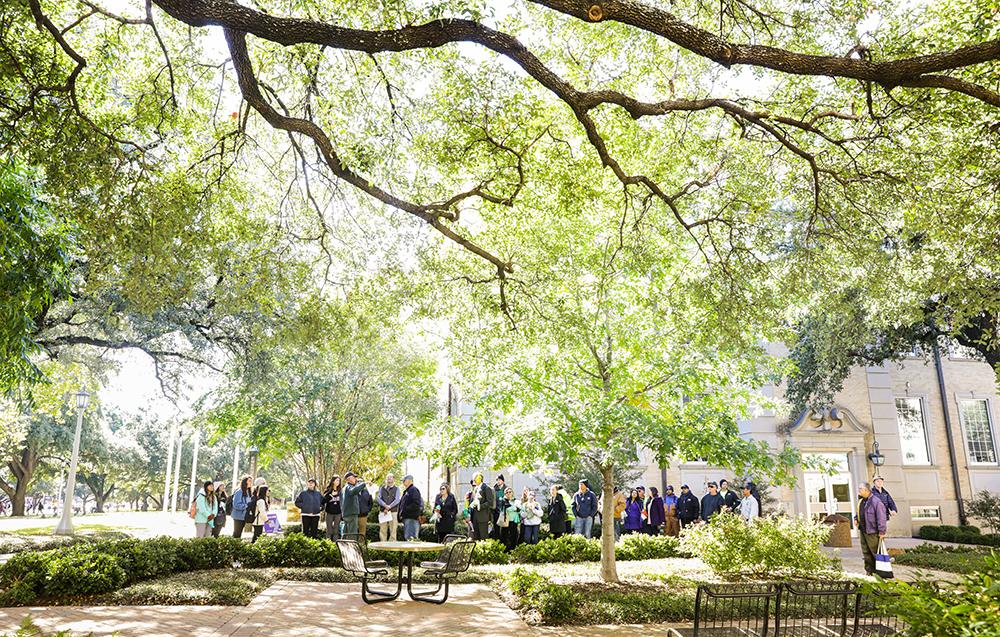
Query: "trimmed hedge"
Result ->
[[918, 525, 1000, 546]]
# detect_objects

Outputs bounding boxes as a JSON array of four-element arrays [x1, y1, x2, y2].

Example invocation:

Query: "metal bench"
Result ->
[[341, 532, 388, 569], [777, 580, 859, 636], [669, 582, 904, 637], [336, 539, 397, 604], [410, 538, 476, 604], [853, 590, 903, 637], [669, 583, 781, 636]]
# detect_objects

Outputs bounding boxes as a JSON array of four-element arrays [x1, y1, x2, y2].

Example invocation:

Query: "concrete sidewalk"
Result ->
[[0, 582, 531, 637]]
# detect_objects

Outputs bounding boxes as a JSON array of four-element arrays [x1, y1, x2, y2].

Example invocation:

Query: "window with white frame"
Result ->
[[959, 399, 998, 464], [910, 506, 940, 521], [895, 397, 931, 465]]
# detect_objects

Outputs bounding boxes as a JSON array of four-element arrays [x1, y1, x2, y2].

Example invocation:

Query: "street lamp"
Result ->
[[248, 446, 259, 481], [868, 440, 886, 470], [55, 389, 90, 535]]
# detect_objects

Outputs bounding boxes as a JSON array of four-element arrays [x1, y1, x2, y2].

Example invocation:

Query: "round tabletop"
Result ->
[[368, 541, 444, 552]]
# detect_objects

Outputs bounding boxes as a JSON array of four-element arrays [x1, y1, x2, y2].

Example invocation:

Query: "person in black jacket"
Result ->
[[358, 484, 374, 539], [719, 479, 740, 513], [212, 483, 228, 537], [547, 484, 567, 539], [433, 483, 458, 541], [701, 482, 725, 523], [399, 475, 423, 540], [294, 479, 324, 538], [676, 484, 700, 528]]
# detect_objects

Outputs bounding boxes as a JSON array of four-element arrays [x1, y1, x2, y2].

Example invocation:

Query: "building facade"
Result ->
[[414, 341, 1000, 537]]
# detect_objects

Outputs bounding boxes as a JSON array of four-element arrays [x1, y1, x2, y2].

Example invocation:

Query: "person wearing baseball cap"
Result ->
[[677, 484, 700, 528], [871, 476, 898, 517], [342, 472, 367, 536]]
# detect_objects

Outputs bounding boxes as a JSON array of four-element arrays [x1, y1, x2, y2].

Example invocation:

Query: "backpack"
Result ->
[[188, 495, 198, 519]]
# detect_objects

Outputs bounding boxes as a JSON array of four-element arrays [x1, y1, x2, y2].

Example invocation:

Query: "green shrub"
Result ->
[[470, 539, 509, 565], [964, 490, 1000, 535], [680, 511, 836, 577], [615, 534, 684, 561], [505, 567, 577, 624], [876, 551, 1000, 636], [510, 534, 600, 564], [0, 551, 53, 605], [42, 547, 127, 597], [918, 525, 1000, 547]]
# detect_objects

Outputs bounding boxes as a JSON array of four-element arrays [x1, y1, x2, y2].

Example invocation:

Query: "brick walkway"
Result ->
[[0, 582, 530, 637]]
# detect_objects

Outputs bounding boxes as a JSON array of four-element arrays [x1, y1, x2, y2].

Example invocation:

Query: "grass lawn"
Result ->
[[5, 524, 132, 536], [894, 543, 993, 574]]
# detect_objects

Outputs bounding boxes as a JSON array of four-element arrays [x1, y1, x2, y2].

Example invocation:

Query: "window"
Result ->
[[910, 506, 940, 521], [959, 399, 998, 464], [895, 398, 931, 465]]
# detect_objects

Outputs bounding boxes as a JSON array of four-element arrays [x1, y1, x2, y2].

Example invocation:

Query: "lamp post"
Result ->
[[248, 446, 259, 481], [55, 389, 90, 535]]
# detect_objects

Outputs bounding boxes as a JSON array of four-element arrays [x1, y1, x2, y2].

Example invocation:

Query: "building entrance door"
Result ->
[[803, 453, 856, 536]]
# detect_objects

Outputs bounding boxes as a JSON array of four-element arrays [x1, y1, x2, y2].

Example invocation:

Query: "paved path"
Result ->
[[0, 582, 531, 637]]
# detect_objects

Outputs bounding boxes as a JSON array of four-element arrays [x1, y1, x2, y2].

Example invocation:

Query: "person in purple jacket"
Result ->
[[623, 488, 644, 534], [857, 482, 888, 576], [647, 487, 666, 535]]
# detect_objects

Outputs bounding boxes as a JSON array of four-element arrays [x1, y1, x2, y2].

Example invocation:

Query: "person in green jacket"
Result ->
[[470, 472, 495, 540], [342, 472, 368, 536], [193, 481, 218, 538]]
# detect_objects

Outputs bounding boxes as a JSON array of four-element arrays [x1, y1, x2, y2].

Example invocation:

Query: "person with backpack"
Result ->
[[212, 482, 228, 538], [230, 476, 252, 538], [322, 475, 343, 540], [192, 481, 218, 538], [250, 485, 269, 543], [295, 479, 323, 539], [547, 484, 567, 539]]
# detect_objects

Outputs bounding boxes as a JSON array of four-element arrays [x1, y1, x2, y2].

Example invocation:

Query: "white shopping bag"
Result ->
[[874, 539, 893, 578]]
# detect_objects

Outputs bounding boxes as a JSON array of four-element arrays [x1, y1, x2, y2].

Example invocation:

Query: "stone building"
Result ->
[[412, 341, 1000, 537]]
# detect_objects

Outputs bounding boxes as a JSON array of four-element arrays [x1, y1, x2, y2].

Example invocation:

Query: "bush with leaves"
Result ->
[[919, 525, 1000, 547], [876, 551, 1000, 637], [506, 567, 577, 624], [510, 534, 601, 564], [42, 547, 127, 597], [964, 491, 1000, 535], [680, 511, 836, 577], [615, 534, 685, 561]]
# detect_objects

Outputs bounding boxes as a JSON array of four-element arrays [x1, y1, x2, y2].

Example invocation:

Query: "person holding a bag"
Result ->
[[857, 482, 889, 577], [498, 487, 522, 550], [230, 476, 252, 538], [192, 481, 218, 538]]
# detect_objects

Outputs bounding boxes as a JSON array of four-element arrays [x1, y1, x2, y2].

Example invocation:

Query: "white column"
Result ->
[[231, 444, 241, 493], [162, 420, 177, 512], [170, 430, 184, 512], [188, 428, 201, 505]]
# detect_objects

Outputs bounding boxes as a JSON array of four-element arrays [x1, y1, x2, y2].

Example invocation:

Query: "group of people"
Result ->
[[857, 476, 899, 576], [293, 473, 434, 542], [197, 471, 772, 547], [192, 475, 273, 542]]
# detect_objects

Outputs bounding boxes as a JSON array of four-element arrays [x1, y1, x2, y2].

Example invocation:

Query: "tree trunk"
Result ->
[[599, 462, 619, 583], [3, 447, 39, 516]]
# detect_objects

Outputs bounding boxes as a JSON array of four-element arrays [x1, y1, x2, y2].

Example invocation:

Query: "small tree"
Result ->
[[965, 491, 1000, 534]]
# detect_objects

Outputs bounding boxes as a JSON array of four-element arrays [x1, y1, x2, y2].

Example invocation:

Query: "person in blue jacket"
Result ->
[[230, 476, 252, 538], [294, 479, 324, 538], [571, 479, 598, 538]]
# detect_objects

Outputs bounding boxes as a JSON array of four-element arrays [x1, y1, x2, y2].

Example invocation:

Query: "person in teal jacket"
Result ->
[[342, 472, 368, 536], [193, 481, 218, 538]]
